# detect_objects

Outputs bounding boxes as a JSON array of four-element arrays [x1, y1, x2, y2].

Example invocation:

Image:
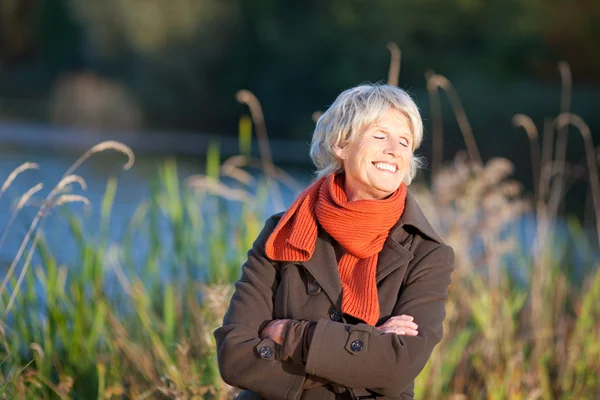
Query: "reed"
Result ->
[[386, 42, 401, 87], [424, 72, 483, 168], [415, 61, 599, 399]]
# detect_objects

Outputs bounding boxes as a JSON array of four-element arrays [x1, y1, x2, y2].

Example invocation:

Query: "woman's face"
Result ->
[[334, 108, 413, 202]]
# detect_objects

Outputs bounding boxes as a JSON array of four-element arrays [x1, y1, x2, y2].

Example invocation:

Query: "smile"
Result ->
[[373, 162, 398, 173]]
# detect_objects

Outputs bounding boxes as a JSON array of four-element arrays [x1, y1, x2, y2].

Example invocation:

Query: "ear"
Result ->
[[333, 144, 345, 161]]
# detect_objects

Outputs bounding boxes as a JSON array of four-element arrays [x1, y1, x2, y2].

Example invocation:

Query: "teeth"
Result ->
[[375, 162, 396, 172]]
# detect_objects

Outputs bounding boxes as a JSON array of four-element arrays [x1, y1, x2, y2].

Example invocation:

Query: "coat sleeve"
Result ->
[[304, 244, 455, 398], [213, 216, 307, 400]]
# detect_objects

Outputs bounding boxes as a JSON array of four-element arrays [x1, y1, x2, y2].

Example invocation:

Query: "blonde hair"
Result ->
[[310, 83, 425, 185]]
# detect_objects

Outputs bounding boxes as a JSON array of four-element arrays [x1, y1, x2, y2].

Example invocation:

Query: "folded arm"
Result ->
[[214, 217, 307, 400], [303, 244, 455, 398]]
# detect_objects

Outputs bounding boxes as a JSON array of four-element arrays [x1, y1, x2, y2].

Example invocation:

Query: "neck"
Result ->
[[343, 182, 389, 202]]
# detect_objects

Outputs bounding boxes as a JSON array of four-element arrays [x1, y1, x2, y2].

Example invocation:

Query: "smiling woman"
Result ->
[[214, 83, 454, 400], [332, 109, 414, 201]]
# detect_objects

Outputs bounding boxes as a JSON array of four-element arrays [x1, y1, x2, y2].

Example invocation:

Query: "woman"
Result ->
[[214, 83, 455, 400]]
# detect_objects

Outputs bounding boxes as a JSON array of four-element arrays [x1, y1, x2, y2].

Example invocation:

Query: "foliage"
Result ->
[[1, 0, 600, 138]]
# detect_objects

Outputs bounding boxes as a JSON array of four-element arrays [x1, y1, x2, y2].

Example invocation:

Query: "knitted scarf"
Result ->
[[265, 173, 407, 325]]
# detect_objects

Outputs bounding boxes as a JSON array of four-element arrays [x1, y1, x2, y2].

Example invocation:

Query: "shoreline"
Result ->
[[0, 121, 313, 165]]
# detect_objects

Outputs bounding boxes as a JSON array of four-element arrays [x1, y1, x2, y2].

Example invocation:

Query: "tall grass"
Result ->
[[0, 51, 598, 399], [415, 59, 600, 399], [0, 143, 258, 399]]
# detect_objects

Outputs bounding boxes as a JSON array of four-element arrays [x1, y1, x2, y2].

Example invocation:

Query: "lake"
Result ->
[[0, 123, 314, 278]]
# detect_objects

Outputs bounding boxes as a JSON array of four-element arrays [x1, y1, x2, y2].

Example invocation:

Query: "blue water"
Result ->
[[0, 144, 312, 279]]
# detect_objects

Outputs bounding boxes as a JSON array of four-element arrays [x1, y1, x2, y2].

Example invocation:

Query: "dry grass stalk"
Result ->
[[386, 42, 401, 86], [220, 159, 255, 186], [540, 162, 586, 187], [429, 155, 528, 284], [0, 183, 44, 252], [546, 134, 589, 231], [14, 183, 44, 211], [50, 194, 90, 208], [425, 70, 444, 177], [26, 370, 72, 399], [513, 114, 541, 203], [108, 245, 133, 296], [0, 221, 40, 301], [532, 118, 556, 260], [538, 118, 555, 207], [312, 111, 323, 123], [555, 113, 600, 246], [0, 162, 39, 199], [108, 313, 158, 382], [537, 161, 586, 224], [545, 161, 587, 235], [529, 110, 599, 368], [222, 155, 303, 193], [54, 174, 87, 193], [0, 174, 87, 302], [235, 89, 284, 210], [585, 149, 600, 231], [426, 73, 483, 168], [30, 343, 45, 361], [4, 227, 42, 315], [551, 61, 573, 212], [199, 284, 235, 329], [62, 140, 135, 178], [186, 175, 253, 203]]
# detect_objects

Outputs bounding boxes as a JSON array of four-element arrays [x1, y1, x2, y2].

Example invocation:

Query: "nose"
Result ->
[[385, 141, 403, 158]]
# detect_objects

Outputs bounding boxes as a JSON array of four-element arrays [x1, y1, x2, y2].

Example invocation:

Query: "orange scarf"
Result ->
[[266, 173, 406, 325]]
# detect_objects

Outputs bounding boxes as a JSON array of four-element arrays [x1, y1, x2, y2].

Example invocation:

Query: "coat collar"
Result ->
[[292, 188, 443, 309], [390, 189, 443, 245], [376, 190, 444, 285]]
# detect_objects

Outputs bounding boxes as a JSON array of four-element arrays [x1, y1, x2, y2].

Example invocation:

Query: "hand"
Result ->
[[376, 314, 418, 336], [259, 319, 290, 345]]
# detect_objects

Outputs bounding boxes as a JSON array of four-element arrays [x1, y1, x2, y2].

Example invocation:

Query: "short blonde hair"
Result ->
[[310, 83, 425, 185]]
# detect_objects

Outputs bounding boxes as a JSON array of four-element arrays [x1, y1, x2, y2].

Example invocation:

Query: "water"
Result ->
[[0, 143, 312, 277]]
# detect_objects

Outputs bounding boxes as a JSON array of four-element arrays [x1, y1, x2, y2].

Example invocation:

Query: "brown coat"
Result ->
[[214, 191, 455, 400]]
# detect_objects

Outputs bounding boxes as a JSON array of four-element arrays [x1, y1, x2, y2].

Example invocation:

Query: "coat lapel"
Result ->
[[300, 226, 414, 303], [400, 190, 443, 244], [376, 235, 413, 283], [300, 229, 343, 308]]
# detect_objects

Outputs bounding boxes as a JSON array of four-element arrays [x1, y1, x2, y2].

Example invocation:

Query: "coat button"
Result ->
[[350, 340, 364, 352], [329, 310, 342, 322], [258, 346, 273, 359]]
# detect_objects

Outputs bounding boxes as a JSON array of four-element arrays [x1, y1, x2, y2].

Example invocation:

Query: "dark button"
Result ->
[[258, 346, 273, 359], [350, 340, 364, 352], [329, 310, 342, 322]]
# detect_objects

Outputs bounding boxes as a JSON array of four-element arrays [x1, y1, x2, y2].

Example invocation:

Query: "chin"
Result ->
[[375, 181, 402, 194], [371, 186, 400, 199]]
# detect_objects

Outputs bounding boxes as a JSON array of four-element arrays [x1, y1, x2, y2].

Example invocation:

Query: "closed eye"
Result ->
[[400, 137, 409, 147]]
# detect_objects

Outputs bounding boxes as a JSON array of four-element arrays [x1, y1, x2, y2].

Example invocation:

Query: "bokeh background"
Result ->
[[0, 1, 599, 399]]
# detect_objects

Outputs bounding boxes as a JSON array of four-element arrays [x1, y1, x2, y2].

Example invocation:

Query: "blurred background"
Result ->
[[0, 1, 599, 399], [2, 0, 600, 215]]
